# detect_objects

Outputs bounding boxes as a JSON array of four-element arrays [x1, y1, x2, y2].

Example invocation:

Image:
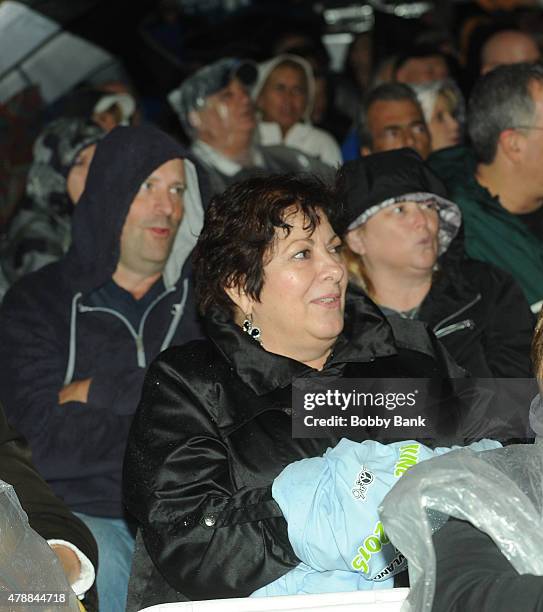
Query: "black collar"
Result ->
[[419, 259, 479, 328], [205, 289, 398, 396]]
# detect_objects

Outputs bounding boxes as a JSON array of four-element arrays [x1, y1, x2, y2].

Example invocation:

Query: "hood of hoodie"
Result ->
[[252, 54, 316, 122], [65, 124, 208, 293]]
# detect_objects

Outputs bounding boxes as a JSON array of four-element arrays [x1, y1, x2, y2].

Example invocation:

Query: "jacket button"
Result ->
[[203, 513, 217, 527]]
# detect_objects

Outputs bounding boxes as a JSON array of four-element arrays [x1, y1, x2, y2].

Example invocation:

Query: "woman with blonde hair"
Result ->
[[337, 147, 534, 377], [412, 79, 465, 152]]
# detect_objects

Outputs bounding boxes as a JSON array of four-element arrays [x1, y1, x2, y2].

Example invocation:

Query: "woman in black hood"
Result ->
[[336, 147, 534, 378]]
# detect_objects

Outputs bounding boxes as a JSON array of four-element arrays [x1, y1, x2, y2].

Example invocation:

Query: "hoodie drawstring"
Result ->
[[63, 292, 82, 386], [161, 278, 189, 352], [66, 283, 185, 379]]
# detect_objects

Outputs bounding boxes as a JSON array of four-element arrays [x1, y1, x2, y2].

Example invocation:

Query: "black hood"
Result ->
[[336, 149, 452, 229], [65, 124, 208, 293], [334, 148, 462, 256]]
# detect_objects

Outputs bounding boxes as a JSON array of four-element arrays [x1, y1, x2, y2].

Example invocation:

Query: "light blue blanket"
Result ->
[[252, 438, 501, 597]]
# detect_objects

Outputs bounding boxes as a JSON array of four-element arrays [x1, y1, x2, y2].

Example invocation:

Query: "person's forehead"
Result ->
[[367, 198, 438, 224], [286, 205, 326, 221], [369, 99, 423, 128], [273, 210, 334, 249], [484, 33, 540, 64], [401, 56, 446, 74], [203, 78, 243, 106], [146, 157, 185, 180], [269, 63, 306, 82]]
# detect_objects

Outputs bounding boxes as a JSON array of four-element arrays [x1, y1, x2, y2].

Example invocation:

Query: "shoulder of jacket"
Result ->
[[462, 258, 523, 295], [2, 262, 70, 311], [153, 338, 224, 379]]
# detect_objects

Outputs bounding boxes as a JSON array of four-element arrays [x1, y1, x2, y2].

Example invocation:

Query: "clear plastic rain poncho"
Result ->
[[0, 480, 79, 612], [379, 443, 543, 612]]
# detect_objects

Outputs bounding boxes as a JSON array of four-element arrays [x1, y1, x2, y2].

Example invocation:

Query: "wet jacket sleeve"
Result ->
[[0, 403, 98, 568], [123, 354, 299, 600], [432, 518, 543, 612]]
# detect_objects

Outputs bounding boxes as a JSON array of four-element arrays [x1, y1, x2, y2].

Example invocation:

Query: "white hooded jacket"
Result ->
[[253, 54, 342, 168]]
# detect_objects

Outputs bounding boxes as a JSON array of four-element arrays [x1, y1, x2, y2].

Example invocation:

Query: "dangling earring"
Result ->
[[243, 314, 262, 344]]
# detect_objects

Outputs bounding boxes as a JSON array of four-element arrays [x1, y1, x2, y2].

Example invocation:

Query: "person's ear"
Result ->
[[345, 227, 367, 256], [224, 282, 254, 318], [498, 128, 524, 163]]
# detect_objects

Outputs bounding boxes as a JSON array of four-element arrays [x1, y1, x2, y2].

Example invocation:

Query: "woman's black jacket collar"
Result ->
[[204, 287, 465, 397]]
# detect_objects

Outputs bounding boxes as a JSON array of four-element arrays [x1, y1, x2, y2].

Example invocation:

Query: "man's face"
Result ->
[[517, 81, 543, 199], [118, 158, 185, 277], [193, 78, 255, 143], [363, 99, 432, 159]]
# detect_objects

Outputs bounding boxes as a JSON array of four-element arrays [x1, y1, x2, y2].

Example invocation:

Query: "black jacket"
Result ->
[[418, 259, 534, 378], [432, 518, 543, 612], [123, 292, 499, 607], [350, 248, 534, 379], [0, 126, 208, 517]]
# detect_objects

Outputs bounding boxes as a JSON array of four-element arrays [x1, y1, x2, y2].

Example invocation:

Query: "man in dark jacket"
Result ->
[[0, 125, 207, 611]]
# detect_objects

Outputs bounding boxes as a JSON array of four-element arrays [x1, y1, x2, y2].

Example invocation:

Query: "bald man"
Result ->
[[481, 30, 540, 75]]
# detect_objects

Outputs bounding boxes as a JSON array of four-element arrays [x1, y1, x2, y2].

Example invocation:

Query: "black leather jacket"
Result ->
[[123, 292, 493, 607]]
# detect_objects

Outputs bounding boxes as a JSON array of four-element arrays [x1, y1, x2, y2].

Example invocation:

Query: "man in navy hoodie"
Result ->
[[0, 125, 207, 611]]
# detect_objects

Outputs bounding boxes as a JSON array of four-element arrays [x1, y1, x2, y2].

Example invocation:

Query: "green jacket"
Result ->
[[428, 146, 543, 311]]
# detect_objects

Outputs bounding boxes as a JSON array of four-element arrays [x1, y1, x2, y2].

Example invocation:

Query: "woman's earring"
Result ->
[[243, 314, 262, 344]]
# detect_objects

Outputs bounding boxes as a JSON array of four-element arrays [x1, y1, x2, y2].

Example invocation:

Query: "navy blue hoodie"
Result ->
[[0, 125, 207, 516]]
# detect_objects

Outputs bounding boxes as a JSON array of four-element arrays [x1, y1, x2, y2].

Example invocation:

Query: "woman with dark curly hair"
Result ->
[[123, 173, 483, 608]]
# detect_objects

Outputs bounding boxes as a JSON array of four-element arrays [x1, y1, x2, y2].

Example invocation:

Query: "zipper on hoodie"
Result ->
[[432, 293, 482, 339], [78, 287, 177, 368]]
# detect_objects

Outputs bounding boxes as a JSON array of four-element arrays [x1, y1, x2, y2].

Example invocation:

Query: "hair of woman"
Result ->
[[193, 173, 339, 318]]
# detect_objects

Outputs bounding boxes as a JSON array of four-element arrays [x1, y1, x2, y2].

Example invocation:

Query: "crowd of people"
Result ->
[[2, 5, 543, 612]]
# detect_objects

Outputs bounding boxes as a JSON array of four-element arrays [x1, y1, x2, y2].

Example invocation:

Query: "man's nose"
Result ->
[[154, 189, 175, 216], [402, 128, 416, 148]]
